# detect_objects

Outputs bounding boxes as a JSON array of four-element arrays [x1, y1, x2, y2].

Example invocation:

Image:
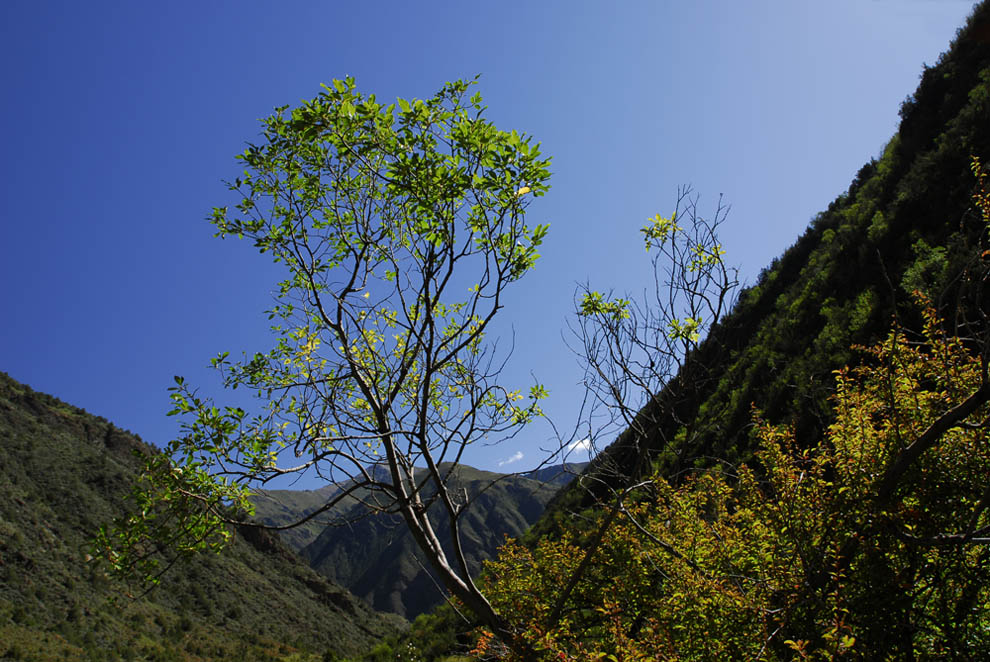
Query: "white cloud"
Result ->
[[567, 438, 592, 455], [497, 451, 524, 467]]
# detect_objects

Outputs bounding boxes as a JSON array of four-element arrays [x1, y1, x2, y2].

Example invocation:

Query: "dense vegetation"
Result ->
[[483, 295, 990, 659], [0, 372, 402, 661]]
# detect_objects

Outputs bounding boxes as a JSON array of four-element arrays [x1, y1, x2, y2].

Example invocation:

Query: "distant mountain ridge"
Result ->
[[520, 461, 588, 485], [252, 461, 587, 618], [0, 371, 402, 660]]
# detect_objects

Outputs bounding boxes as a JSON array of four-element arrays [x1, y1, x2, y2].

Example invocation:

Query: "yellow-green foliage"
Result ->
[[481, 304, 990, 660]]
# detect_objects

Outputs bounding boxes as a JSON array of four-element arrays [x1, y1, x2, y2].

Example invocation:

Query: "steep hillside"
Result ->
[[254, 464, 584, 619], [534, 2, 990, 535], [0, 372, 403, 661]]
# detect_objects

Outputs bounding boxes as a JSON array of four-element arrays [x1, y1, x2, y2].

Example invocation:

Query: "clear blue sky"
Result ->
[[0, 1, 977, 478]]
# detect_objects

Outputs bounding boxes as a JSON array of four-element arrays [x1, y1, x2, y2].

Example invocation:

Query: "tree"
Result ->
[[569, 186, 739, 483], [95, 77, 551, 652]]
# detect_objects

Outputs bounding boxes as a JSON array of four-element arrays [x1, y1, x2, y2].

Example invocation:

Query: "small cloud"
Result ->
[[567, 438, 591, 455], [498, 451, 524, 467]]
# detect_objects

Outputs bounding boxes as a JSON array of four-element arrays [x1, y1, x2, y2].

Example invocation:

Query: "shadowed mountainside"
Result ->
[[252, 462, 586, 619]]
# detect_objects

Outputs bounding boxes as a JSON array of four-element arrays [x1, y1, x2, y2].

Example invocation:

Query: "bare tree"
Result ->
[[541, 187, 739, 631], [572, 186, 738, 481]]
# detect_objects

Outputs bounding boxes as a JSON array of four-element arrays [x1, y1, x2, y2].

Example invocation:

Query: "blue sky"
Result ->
[[0, 1, 977, 478]]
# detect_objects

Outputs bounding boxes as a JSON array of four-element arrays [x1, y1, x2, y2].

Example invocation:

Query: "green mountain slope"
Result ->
[[534, 2, 990, 536], [252, 464, 585, 619], [0, 371, 403, 661]]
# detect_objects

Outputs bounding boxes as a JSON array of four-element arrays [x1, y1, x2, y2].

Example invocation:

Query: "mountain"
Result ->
[[0, 371, 403, 661], [520, 462, 588, 486], [252, 463, 585, 619], [533, 1, 990, 538]]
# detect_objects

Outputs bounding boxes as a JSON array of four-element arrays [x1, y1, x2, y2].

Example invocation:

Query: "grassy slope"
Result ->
[[0, 371, 403, 661]]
